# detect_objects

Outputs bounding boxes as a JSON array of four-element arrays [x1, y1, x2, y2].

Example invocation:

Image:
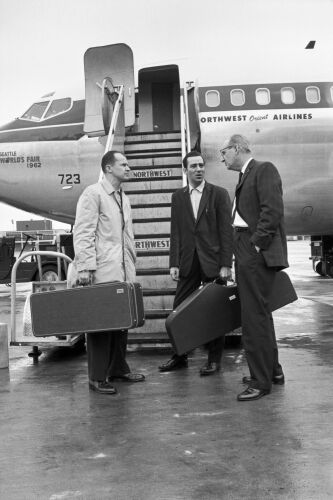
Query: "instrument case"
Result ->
[[30, 281, 144, 337], [165, 271, 297, 355]]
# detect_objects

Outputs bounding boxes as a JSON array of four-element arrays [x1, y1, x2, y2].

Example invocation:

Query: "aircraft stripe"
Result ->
[[0, 123, 85, 143], [0, 123, 84, 134]]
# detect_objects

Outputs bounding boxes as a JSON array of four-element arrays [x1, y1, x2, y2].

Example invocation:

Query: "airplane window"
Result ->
[[205, 90, 220, 107], [21, 101, 49, 121], [44, 98, 71, 119], [256, 88, 270, 105], [306, 86, 320, 104], [281, 87, 295, 105], [231, 89, 245, 106]]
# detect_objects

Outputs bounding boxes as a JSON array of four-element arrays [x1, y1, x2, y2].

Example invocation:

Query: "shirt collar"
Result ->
[[189, 179, 205, 193], [101, 176, 121, 195], [241, 158, 253, 174]]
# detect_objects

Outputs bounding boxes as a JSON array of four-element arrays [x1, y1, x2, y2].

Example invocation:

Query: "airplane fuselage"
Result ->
[[1, 79, 333, 237]]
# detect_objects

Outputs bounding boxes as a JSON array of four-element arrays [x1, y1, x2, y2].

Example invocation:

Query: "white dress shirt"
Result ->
[[232, 158, 253, 227], [189, 180, 205, 219]]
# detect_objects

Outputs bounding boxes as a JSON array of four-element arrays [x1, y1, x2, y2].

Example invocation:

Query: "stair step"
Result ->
[[143, 288, 176, 296], [128, 157, 181, 167], [125, 144, 181, 153], [132, 202, 171, 209], [128, 192, 173, 205], [145, 309, 172, 319], [137, 267, 169, 276], [131, 166, 181, 177], [132, 206, 170, 219], [125, 180, 182, 192], [125, 131, 181, 142], [136, 274, 174, 289], [135, 233, 170, 239], [127, 331, 170, 343], [130, 317, 169, 335], [133, 221, 170, 235], [128, 176, 182, 184], [136, 254, 169, 269], [123, 131, 183, 343]]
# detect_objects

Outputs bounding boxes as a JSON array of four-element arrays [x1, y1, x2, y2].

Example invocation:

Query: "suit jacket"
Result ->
[[169, 181, 233, 278], [236, 159, 289, 270]]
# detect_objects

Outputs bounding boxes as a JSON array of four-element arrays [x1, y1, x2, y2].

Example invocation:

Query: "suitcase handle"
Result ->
[[213, 277, 235, 286]]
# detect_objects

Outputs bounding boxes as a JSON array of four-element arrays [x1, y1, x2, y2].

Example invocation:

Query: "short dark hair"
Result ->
[[101, 151, 124, 173], [182, 150, 204, 169]]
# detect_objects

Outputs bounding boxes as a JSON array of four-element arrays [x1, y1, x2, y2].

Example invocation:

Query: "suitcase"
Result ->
[[165, 271, 297, 356], [30, 282, 145, 337]]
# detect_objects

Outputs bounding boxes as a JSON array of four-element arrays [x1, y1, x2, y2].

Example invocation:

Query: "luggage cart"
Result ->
[[10, 250, 84, 363]]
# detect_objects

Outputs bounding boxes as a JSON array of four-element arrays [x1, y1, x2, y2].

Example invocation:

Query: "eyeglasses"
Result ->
[[220, 145, 234, 156]]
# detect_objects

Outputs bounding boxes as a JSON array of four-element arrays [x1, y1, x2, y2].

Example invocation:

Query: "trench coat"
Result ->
[[68, 176, 136, 286]]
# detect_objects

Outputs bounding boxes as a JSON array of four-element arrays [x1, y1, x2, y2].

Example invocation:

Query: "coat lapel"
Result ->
[[183, 186, 196, 223], [196, 183, 210, 224], [235, 159, 256, 194]]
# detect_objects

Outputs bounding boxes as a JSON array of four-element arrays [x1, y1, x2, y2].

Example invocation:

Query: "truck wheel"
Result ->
[[37, 265, 64, 281], [315, 261, 325, 276]]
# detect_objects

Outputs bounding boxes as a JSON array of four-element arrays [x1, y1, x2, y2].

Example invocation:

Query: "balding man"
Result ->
[[221, 135, 288, 401], [73, 151, 145, 394]]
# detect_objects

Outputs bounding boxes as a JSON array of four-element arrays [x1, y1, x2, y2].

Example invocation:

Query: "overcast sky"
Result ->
[[0, 0, 333, 229]]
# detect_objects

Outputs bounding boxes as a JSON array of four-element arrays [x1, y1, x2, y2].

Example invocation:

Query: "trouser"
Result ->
[[234, 230, 283, 391], [172, 251, 225, 364], [86, 331, 130, 381]]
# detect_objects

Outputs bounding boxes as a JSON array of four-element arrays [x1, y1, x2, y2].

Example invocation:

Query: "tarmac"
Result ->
[[0, 240, 332, 500]]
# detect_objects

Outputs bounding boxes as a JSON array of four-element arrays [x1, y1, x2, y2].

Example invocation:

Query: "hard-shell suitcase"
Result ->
[[30, 281, 145, 337], [165, 271, 297, 355]]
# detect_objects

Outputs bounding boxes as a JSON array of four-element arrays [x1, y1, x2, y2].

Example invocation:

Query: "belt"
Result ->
[[233, 226, 249, 232]]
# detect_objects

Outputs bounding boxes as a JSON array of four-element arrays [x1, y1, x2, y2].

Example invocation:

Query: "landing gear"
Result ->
[[311, 236, 333, 277], [28, 345, 42, 363], [315, 261, 325, 276]]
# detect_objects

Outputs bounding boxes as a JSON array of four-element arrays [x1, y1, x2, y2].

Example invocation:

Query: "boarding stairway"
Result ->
[[124, 130, 183, 345]]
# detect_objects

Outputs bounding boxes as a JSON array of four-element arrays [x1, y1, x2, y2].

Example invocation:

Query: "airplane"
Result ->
[[0, 41, 333, 343]]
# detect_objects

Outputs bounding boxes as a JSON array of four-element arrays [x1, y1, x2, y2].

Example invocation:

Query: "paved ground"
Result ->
[[0, 240, 332, 500]]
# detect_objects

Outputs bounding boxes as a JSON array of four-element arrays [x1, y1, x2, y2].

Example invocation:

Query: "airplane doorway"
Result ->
[[138, 65, 180, 132]]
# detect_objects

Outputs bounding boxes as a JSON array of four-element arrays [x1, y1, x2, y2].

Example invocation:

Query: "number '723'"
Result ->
[[58, 174, 81, 184]]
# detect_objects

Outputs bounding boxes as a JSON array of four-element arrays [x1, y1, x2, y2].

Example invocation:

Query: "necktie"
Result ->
[[114, 190, 124, 229], [238, 172, 243, 184]]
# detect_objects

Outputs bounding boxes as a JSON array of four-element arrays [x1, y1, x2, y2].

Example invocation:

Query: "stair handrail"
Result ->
[[99, 84, 124, 182], [180, 84, 193, 186], [183, 83, 191, 154]]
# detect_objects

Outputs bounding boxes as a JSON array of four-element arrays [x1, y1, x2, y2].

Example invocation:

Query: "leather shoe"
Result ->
[[199, 362, 221, 376], [242, 374, 285, 385], [108, 373, 145, 383], [89, 380, 117, 394], [237, 386, 270, 401], [158, 356, 188, 372]]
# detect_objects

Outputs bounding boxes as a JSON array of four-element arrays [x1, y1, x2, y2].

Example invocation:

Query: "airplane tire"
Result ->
[[315, 261, 325, 276]]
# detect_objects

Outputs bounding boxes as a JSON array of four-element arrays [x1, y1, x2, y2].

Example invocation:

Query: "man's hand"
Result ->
[[78, 270, 94, 286], [219, 266, 232, 281], [170, 267, 179, 281], [255, 245, 260, 253]]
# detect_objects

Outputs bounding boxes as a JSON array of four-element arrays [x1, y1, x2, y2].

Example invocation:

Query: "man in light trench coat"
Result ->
[[71, 151, 145, 394]]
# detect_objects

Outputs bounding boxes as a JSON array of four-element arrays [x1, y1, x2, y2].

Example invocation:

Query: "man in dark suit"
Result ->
[[159, 150, 233, 375], [221, 134, 288, 401]]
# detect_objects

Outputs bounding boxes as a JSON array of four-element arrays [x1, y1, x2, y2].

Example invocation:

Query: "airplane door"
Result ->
[[152, 82, 174, 131], [84, 43, 135, 137]]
